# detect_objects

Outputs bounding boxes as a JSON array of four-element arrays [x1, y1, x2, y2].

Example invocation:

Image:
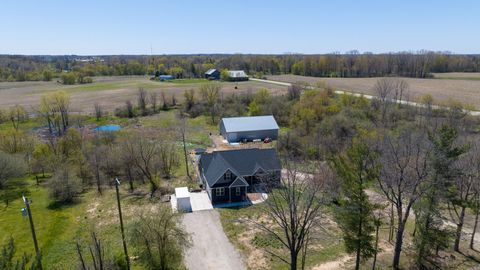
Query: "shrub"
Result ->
[[48, 166, 82, 203], [61, 72, 77, 85]]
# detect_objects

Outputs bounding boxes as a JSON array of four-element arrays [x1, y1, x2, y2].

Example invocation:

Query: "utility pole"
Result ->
[[115, 178, 130, 270], [180, 116, 191, 180], [22, 195, 42, 270]]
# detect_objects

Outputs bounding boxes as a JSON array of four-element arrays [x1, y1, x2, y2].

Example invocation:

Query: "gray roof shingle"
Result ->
[[199, 148, 281, 187]]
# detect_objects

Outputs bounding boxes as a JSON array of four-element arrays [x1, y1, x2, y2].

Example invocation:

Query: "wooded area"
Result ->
[[1, 52, 479, 82]]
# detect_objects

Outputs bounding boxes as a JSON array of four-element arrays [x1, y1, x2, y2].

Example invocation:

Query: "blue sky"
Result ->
[[1, 0, 479, 55]]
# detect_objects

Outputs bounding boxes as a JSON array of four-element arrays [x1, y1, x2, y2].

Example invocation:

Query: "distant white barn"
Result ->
[[227, 70, 249, 81]]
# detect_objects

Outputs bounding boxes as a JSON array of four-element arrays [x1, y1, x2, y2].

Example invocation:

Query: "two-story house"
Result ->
[[198, 148, 281, 204]]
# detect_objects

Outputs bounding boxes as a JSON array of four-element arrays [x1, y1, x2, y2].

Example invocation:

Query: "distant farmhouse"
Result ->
[[198, 148, 281, 204], [159, 74, 174, 81], [227, 70, 248, 81], [220, 115, 279, 143], [205, 69, 220, 80]]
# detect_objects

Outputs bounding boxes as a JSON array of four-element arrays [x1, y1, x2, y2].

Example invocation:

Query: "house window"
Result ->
[[235, 187, 241, 196], [225, 171, 232, 181], [216, 187, 225, 197]]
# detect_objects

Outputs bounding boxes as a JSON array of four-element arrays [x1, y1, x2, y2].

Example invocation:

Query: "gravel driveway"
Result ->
[[182, 210, 246, 270]]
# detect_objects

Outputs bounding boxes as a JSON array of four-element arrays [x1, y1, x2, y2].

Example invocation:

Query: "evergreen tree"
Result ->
[[330, 136, 380, 270], [414, 125, 467, 267]]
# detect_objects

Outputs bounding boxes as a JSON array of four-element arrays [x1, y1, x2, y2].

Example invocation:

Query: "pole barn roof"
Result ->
[[221, 115, 279, 133]]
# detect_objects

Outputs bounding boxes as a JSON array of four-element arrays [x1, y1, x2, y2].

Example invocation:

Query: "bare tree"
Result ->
[[130, 205, 190, 270], [87, 142, 105, 195], [471, 192, 480, 250], [116, 142, 139, 192], [253, 161, 326, 270], [392, 79, 409, 105], [199, 82, 221, 124], [176, 114, 191, 179], [94, 103, 103, 121], [449, 139, 478, 252], [38, 91, 70, 135], [138, 88, 147, 115], [8, 105, 28, 130], [161, 91, 168, 110], [125, 100, 134, 118], [377, 129, 430, 269], [470, 143, 480, 250], [183, 89, 195, 112], [287, 83, 303, 100], [171, 93, 177, 107], [374, 78, 394, 125], [149, 91, 158, 112], [158, 141, 180, 179], [48, 165, 82, 203], [76, 232, 115, 270], [124, 134, 160, 197]]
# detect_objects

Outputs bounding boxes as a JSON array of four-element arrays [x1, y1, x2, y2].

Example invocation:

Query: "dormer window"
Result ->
[[225, 171, 232, 181]]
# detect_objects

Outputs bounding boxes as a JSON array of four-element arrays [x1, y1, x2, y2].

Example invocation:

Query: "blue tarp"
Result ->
[[94, 124, 121, 132], [159, 75, 174, 80]]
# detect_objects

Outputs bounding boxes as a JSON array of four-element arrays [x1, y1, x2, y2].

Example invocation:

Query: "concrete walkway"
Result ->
[[182, 211, 246, 270], [171, 191, 213, 212]]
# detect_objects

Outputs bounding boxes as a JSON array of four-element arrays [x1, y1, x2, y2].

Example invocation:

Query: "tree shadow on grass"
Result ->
[[458, 250, 480, 264], [47, 200, 79, 210], [1, 178, 31, 208]]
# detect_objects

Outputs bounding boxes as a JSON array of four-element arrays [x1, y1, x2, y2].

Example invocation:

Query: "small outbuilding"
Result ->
[[220, 115, 279, 143], [159, 75, 174, 81], [205, 69, 220, 80], [175, 187, 192, 212], [227, 70, 248, 81]]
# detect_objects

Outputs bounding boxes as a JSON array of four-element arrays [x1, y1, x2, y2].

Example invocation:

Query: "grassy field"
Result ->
[[267, 74, 480, 110], [0, 76, 288, 113]]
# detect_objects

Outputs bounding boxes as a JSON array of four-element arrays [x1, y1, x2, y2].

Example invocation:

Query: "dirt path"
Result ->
[[182, 210, 246, 270], [312, 255, 352, 270]]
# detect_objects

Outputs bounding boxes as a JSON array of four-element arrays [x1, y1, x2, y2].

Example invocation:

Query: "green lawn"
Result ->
[[0, 177, 93, 269], [0, 176, 177, 269], [165, 78, 209, 84]]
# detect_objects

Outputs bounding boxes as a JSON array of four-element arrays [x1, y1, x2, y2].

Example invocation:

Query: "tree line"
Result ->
[[1, 52, 479, 82]]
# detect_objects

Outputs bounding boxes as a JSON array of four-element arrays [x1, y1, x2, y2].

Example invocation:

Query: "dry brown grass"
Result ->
[[432, 72, 480, 79], [267, 74, 480, 109], [0, 76, 288, 113]]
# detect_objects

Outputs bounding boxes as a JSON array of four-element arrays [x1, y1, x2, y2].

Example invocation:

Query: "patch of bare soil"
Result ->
[[312, 255, 352, 270], [233, 215, 272, 270], [238, 231, 269, 270]]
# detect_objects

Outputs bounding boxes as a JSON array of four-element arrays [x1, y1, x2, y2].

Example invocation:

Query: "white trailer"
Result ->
[[175, 187, 192, 212]]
